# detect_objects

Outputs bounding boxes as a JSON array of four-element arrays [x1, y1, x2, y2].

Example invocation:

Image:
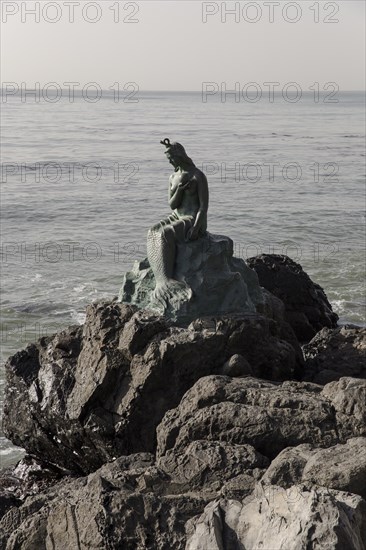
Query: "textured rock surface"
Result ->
[[2, 251, 365, 549], [321, 377, 366, 441], [0, 456, 64, 510], [303, 325, 366, 383], [156, 375, 366, 461], [185, 484, 366, 550], [3, 302, 302, 474], [2, 372, 366, 549], [0, 448, 268, 550], [261, 437, 366, 499], [0, 453, 206, 550], [157, 440, 268, 499], [219, 353, 253, 376], [0, 441, 268, 549], [120, 232, 264, 322], [4, 451, 366, 550], [247, 254, 339, 342]]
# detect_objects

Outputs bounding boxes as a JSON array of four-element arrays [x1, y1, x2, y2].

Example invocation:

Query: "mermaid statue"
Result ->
[[120, 139, 262, 320], [147, 139, 209, 307]]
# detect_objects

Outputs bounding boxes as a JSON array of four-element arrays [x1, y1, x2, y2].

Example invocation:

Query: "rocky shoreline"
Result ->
[[1, 254, 365, 549]]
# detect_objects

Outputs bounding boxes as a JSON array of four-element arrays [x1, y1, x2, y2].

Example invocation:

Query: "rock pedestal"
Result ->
[[119, 233, 263, 323]]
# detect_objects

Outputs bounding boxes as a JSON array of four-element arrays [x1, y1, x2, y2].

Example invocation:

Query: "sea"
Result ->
[[1, 89, 365, 469]]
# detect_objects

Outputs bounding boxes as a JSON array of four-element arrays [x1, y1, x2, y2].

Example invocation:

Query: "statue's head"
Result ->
[[160, 138, 194, 170]]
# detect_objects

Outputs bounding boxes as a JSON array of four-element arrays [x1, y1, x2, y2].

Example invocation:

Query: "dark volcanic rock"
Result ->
[[3, 301, 302, 474], [2, 374, 366, 549], [0, 456, 64, 508], [247, 254, 338, 342], [0, 454, 205, 550], [0, 492, 20, 523], [0, 441, 267, 547], [156, 375, 366, 461], [2, 453, 366, 550], [2, 255, 365, 549], [2, 324, 83, 470], [303, 325, 366, 383], [258, 288, 303, 363]]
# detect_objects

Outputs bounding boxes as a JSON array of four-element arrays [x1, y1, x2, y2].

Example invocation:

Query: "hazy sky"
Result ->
[[1, 0, 365, 91]]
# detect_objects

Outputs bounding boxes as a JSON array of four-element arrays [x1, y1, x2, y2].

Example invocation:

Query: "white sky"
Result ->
[[1, 0, 365, 91]]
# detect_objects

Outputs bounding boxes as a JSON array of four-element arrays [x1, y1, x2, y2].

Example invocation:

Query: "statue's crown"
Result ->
[[160, 138, 185, 156], [160, 138, 194, 166], [160, 138, 171, 148]]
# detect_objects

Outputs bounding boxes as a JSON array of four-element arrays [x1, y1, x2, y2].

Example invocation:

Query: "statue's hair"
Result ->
[[160, 138, 194, 167]]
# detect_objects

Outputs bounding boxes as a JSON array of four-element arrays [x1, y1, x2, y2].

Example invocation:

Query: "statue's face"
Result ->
[[166, 151, 178, 168]]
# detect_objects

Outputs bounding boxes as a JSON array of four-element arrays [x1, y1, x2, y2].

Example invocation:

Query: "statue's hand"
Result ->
[[187, 226, 200, 241], [179, 180, 192, 191]]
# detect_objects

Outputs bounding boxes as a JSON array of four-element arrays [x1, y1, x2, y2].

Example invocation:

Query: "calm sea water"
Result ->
[[1, 90, 365, 468]]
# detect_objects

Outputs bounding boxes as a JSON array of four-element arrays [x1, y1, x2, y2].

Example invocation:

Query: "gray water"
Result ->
[[1, 90, 365, 468]]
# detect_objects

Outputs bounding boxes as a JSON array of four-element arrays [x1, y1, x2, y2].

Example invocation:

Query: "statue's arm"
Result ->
[[187, 173, 209, 240], [194, 173, 209, 227], [198, 173, 209, 212], [169, 180, 183, 210]]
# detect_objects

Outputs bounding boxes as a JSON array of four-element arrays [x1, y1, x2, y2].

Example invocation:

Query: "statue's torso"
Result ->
[[170, 169, 200, 218]]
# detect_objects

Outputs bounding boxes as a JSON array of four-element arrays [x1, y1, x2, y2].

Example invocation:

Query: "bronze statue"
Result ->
[[119, 139, 262, 321], [147, 139, 209, 306]]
